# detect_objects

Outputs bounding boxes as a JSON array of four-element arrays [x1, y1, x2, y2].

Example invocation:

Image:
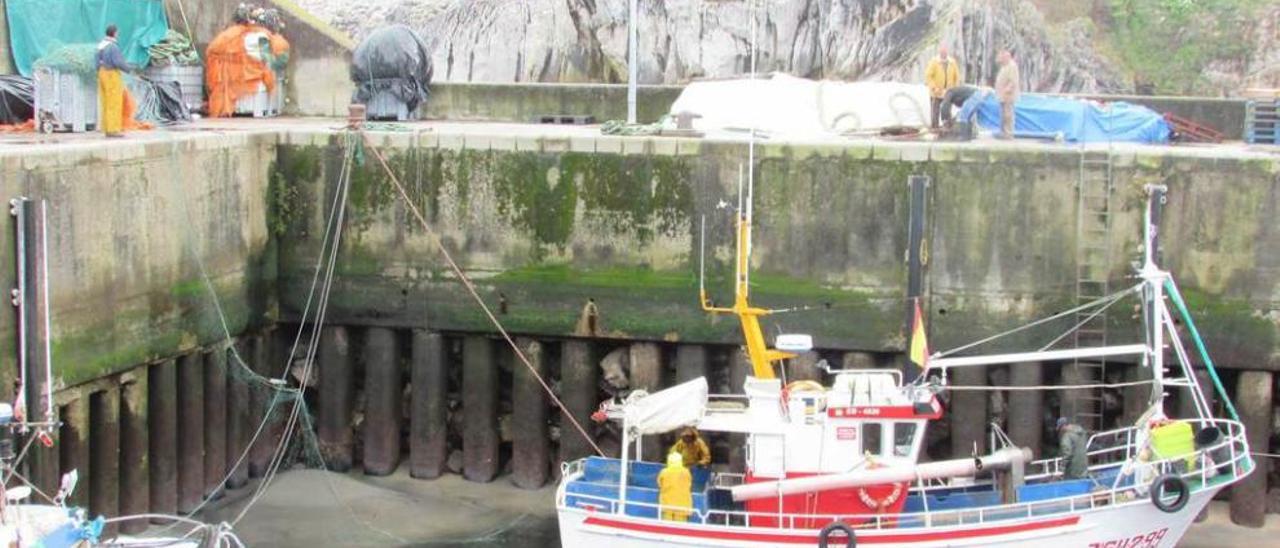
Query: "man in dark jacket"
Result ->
[[1058, 417, 1089, 479]]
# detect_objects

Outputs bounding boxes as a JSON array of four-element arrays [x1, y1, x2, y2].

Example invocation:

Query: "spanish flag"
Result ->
[[909, 299, 929, 370]]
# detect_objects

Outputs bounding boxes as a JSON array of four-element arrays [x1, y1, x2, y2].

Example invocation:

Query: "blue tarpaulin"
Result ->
[[5, 0, 169, 76], [956, 91, 1171, 144]]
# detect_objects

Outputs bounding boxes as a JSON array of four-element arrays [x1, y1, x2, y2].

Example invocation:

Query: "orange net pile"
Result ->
[[205, 24, 276, 118]]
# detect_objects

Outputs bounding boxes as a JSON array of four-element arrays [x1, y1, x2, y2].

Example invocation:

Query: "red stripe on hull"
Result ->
[[581, 515, 1080, 544]]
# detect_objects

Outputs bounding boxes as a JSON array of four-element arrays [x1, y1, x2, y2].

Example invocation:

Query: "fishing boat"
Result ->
[[554, 183, 1253, 547]]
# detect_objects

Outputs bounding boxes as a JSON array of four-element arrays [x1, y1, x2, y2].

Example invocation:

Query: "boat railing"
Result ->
[[559, 418, 1252, 533], [1026, 417, 1226, 480]]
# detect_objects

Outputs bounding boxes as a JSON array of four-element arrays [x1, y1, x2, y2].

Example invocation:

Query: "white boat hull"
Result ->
[[558, 486, 1219, 548]]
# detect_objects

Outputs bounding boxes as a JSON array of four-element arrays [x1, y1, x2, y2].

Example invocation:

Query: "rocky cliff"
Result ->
[[289, 0, 1142, 93]]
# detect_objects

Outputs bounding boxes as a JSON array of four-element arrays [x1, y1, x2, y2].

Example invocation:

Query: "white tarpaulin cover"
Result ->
[[668, 74, 931, 137], [624, 377, 708, 435]]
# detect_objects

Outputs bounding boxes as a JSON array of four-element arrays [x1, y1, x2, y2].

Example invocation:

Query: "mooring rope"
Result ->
[[359, 130, 605, 457]]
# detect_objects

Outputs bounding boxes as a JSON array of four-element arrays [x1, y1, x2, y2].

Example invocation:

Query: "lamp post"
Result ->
[[627, 0, 638, 124]]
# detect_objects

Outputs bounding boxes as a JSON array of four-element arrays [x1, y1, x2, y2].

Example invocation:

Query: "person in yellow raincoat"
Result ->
[[924, 45, 961, 129], [657, 452, 693, 522], [669, 427, 711, 469], [96, 25, 133, 137]]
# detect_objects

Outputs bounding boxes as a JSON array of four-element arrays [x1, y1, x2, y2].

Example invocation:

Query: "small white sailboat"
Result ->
[[555, 184, 1252, 547]]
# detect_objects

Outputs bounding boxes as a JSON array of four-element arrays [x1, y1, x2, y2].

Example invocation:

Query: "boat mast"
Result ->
[[1140, 184, 1168, 409], [697, 0, 792, 380]]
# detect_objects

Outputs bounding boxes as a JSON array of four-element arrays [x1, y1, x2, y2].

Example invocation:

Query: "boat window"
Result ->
[[893, 423, 917, 457], [862, 423, 882, 457]]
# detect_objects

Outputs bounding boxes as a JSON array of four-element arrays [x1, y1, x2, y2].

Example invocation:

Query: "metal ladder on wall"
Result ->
[[1070, 150, 1115, 432]]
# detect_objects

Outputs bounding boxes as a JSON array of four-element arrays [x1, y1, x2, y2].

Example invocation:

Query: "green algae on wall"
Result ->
[[493, 153, 578, 250], [562, 152, 693, 243]]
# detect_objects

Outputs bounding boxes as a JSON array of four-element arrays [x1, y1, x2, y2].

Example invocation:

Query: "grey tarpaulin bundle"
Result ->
[[0, 76, 34, 124], [350, 24, 433, 113], [124, 74, 192, 125]]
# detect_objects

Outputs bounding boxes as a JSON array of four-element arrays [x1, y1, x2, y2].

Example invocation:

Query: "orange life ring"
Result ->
[[857, 482, 904, 513]]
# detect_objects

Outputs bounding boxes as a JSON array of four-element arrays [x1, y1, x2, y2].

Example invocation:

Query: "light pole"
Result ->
[[627, 0, 638, 123]]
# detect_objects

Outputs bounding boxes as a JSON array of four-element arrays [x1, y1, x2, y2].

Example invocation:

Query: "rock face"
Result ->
[[297, 0, 1127, 93]]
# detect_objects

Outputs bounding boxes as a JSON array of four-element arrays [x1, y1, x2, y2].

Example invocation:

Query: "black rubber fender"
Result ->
[[1150, 473, 1190, 513], [817, 521, 856, 548]]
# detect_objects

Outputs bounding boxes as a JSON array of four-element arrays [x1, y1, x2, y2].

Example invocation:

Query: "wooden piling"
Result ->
[[841, 352, 877, 370], [675, 345, 709, 385], [1121, 363, 1153, 425], [512, 338, 549, 489], [558, 340, 597, 466], [119, 374, 149, 534], [410, 330, 447, 479], [147, 359, 177, 520], [1230, 370, 1272, 527], [629, 343, 664, 461], [177, 353, 205, 514], [89, 388, 120, 537], [248, 334, 273, 478], [59, 397, 90, 509], [463, 336, 499, 482], [362, 327, 402, 476], [1007, 362, 1044, 458], [319, 326, 354, 471], [204, 347, 228, 499], [226, 341, 250, 489], [785, 351, 824, 383], [728, 348, 750, 471], [950, 366, 987, 457]]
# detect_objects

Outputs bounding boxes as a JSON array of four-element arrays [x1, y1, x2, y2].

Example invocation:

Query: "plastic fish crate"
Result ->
[[34, 68, 97, 133], [1245, 100, 1279, 144], [365, 90, 417, 121], [270, 71, 285, 115], [234, 85, 274, 117], [144, 64, 204, 113]]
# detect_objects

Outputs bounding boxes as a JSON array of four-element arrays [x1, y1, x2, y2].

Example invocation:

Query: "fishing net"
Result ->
[[148, 30, 200, 67], [226, 350, 327, 470], [32, 44, 100, 79], [351, 25, 433, 112]]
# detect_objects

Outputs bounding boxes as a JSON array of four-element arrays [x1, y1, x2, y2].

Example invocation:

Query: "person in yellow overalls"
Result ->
[[96, 25, 133, 138], [657, 452, 692, 522]]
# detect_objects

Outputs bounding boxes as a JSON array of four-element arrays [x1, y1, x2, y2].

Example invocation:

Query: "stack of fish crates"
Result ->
[[33, 67, 97, 133], [268, 70, 285, 115], [144, 64, 204, 113], [365, 90, 413, 121], [235, 84, 274, 117], [1245, 99, 1278, 145]]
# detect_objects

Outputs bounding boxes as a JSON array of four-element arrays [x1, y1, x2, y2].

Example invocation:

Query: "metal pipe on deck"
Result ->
[[731, 447, 1033, 502]]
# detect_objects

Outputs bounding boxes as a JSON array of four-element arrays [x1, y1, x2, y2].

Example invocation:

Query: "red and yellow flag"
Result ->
[[909, 300, 929, 370]]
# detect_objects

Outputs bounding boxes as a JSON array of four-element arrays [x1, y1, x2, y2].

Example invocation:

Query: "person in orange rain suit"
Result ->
[[96, 24, 133, 137], [205, 20, 276, 117], [657, 452, 693, 522]]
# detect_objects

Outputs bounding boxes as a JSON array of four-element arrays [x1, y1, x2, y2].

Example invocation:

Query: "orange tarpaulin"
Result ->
[[122, 87, 153, 131], [205, 24, 276, 118]]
